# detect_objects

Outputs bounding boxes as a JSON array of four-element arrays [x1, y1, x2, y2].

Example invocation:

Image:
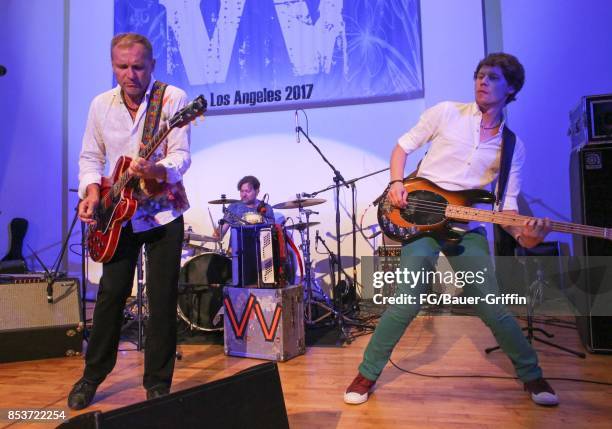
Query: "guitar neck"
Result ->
[[445, 204, 610, 240]]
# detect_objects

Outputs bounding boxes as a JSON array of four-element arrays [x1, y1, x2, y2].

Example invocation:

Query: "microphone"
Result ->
[[315, 230, 320, 251], [294, 110, 300, 143], [44, 272, 54, 303], [366, 230, 383, 239], [47, 282, 53, 303], [0, 65, 6, 77], [257, 193, 269, 215]]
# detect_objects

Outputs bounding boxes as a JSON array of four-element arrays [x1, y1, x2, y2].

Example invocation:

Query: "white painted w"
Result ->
[[160, 0, 346, 85]]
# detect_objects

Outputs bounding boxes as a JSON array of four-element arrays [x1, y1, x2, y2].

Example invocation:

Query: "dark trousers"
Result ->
[[84, 216, 184, 390]]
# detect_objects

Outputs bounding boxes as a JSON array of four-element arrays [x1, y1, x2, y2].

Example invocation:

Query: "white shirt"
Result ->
[[397, 101, 525, 211], [78, 79, 191, 232]]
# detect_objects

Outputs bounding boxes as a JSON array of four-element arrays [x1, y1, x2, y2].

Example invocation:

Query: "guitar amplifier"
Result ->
[[570, 143, 612, 352], [569, 94, 612, 151], [360, 246, 402, 300], [0, 278, 83, 362]]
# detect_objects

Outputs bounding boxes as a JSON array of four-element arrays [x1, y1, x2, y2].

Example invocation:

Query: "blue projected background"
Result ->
[[114, 0, 423, 114]]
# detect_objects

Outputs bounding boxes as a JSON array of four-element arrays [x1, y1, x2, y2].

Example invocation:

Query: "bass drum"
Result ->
[[177, 252, 232, 331]]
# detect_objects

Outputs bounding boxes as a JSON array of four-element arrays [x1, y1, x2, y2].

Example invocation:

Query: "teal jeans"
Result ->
[[359, 229, 542, 383]]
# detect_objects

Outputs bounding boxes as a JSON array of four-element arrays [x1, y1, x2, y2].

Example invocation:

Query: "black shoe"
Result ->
[[146, 385, 170, 400], [68, 379, 99, 410]]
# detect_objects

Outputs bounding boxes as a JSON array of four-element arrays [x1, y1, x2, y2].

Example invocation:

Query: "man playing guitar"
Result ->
[[69, 33, 191, 410], [345, 53, 559, 407]]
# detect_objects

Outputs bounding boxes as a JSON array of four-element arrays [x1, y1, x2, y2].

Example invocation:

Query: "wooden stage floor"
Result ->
[[1, 315, 611, 428]]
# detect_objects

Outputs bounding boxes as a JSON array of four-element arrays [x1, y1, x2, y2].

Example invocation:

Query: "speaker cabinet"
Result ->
[[58, 362, 290, 429], [570, 143, 612, 352], [0, 278, 83, 362]]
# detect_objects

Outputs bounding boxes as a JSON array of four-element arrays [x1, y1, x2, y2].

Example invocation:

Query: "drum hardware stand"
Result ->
[[296, 206, 333, 324], [122, 247, 148, 351], [80, 218, 89, 340], [314, 232, 360, 319], [207, 207, 224, 253], [485, 255, 585, 358], [135, 247, 146, 351]]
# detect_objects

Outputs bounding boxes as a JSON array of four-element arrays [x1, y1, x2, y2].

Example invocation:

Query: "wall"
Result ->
[[0, 0, 65, 271], [499, 0, 612, 248]]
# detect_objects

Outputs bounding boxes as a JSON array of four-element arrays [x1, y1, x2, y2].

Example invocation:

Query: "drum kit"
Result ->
[[176, 193, 330, 332]]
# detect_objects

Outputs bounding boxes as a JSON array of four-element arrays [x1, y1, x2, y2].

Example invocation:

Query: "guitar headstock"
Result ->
[[168, 95, 207, 129]]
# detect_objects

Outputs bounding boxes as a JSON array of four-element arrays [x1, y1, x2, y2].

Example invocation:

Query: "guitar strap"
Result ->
[[496, 125, 517, 209], [139, 80, 168, 155]]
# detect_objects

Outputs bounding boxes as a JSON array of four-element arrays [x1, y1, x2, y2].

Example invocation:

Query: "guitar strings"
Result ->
[[404, 198, 604, 236], [393, 197, 605, 238]]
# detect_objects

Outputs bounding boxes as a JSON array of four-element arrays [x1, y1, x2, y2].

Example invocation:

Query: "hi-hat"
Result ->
[[285, 221, 320, 231], [272, 198, 326, 209], [208, 197, 239, 205], [184, 232, 220, 242]]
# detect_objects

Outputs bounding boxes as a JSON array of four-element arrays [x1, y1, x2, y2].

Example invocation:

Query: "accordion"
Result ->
[[230, 224, 291, 288]]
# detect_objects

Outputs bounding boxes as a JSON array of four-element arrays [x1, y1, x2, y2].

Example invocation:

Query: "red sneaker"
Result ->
[[524, 377, 559, 406], [344, 373, 376, 405]]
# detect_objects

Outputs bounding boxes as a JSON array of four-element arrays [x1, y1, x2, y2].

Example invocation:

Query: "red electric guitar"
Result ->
[[87, 95, 207, 262], [377, 176, 612, 243]]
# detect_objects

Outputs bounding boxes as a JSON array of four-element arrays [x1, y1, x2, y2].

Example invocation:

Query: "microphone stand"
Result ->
[[28, 205, 80, 304], [485, 253, 585, 358], [304, 167, 389, 303], [70, 188, 90, 340], [296, 124, 349, 343]]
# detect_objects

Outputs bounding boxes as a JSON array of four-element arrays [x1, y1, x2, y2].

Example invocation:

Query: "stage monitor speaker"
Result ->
[[58, 362, 290, 429], [0, 278, 83, 362], [569, 142, 612, 353]]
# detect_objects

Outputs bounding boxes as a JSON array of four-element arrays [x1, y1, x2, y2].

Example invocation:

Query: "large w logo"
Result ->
[[159, 0, 346, 84], [224, 294, 283, 342]]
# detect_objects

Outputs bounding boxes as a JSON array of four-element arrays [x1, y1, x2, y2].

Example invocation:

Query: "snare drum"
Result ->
[[177, 252, 232, 331]]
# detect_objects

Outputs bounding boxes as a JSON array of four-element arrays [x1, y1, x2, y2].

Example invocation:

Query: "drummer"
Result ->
[[214, 175, 275, 239]]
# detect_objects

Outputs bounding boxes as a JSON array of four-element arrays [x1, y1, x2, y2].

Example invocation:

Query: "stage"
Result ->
[[1, 315, 610, 429]]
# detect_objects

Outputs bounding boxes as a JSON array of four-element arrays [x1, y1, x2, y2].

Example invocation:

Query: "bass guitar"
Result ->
[[377, 176, 611, 244], [87, 95, 207, 262]]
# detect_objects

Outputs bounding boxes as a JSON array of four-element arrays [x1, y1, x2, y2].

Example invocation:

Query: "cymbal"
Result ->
[[285, 221, 320, 231], [184, 232, 219, 242], [208, 197, 239, 205], [272, 198, 326, 209]]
